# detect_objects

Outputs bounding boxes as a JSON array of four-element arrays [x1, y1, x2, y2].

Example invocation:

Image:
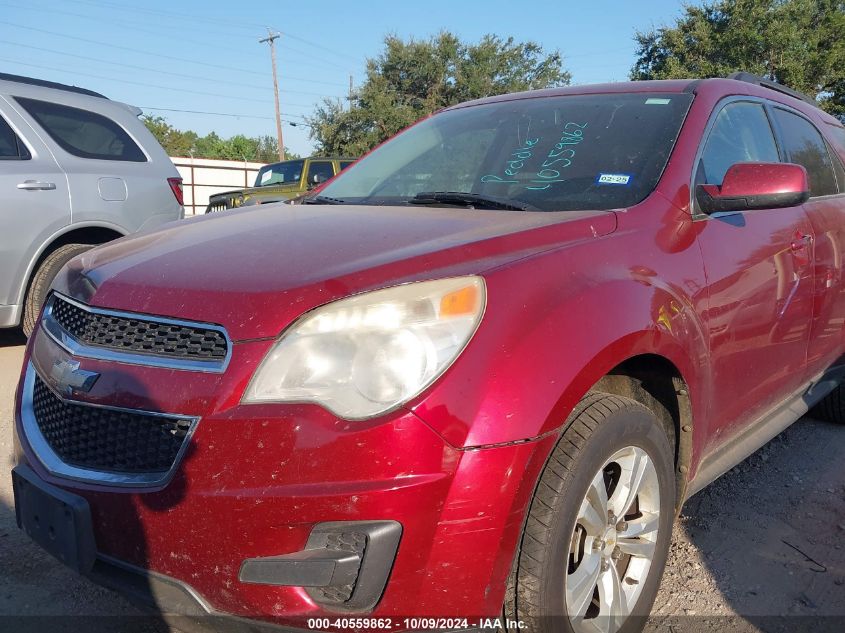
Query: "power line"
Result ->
[[0, 43, 339, 98], [0, 2, 354, 80], [59, 0, 264, 32], [282, 32, 356, 63], [140, 107, 310, 127], [0, 20, 271, 78], [0, 2, 254, 57], [0, 57, 327, 109], [140, 107, 273, 120], [27, 0, 357, 65], [0, 40, 274, 93]]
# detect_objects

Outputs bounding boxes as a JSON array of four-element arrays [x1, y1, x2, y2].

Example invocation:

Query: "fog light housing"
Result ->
[[238, 520, 402, 612]]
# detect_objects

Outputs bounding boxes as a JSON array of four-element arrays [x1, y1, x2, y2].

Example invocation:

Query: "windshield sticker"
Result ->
[[645, 98, 672, 105], [597, 173, 632, 185], [260, 170, 272, 183]]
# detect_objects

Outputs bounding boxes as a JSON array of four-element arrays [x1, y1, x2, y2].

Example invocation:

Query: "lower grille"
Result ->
[[32, 375, 194, 474]]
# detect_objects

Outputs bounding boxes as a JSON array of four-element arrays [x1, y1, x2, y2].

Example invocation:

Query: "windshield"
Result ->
[[319, 92, 693, 211], [254, 159, 305, 187]]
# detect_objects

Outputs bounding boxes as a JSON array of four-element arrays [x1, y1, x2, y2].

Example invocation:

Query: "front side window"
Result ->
[[15, 97, 145, 162], [696, 101, 780, 188], [255, 159, 304, 186], [306, 161, 335, 184], [772, 108, 838, 197], [0, 115, 29, 159], [318, 92, 694, 212]]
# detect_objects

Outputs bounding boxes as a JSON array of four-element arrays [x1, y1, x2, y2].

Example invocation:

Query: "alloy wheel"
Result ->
[[565, 445, 661, 633]]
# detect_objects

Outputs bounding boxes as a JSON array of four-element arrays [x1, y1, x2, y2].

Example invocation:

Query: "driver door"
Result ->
[[694, 99, 815, 450]]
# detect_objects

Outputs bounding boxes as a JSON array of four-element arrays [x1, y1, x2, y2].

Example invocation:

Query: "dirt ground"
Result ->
[[1, 327, 843, 632]]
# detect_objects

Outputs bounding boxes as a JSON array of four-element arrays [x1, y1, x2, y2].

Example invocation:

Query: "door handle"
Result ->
[[17, 180, 56, 191], [790, 234, 812, 251]]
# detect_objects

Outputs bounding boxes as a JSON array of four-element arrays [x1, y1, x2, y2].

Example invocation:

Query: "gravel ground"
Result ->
[[1, 327, 843, 632]]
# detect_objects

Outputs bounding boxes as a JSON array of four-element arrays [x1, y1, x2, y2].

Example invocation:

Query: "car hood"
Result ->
[[56, 204, 617, 341]]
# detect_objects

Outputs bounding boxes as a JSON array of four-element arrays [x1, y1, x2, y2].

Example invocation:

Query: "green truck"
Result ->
[[205, 156, 355, 213]]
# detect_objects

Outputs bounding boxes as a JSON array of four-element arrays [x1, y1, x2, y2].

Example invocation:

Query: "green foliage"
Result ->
[[631, 0, 845, 119], [308, 32, 571, 156], [142, 115, 300, 162]]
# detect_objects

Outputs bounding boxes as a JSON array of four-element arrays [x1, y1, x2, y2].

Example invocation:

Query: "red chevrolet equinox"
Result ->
[[11, 74, 845, 632]]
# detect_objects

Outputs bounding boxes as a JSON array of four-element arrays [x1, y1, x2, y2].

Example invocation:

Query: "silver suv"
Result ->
[[0, 73, 183, 335]]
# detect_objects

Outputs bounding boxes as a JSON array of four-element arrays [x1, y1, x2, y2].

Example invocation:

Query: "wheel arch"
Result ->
[[590, 353, 694, 511], [13, 222, 126, 309]]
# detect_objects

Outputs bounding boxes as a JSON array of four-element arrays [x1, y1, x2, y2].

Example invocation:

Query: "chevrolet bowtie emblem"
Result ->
[[50, 359, 99, 395]]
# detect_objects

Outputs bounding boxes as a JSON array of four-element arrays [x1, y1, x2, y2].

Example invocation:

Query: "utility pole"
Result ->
[[348, 74, 354, 111], [259, 28, 285, 161]]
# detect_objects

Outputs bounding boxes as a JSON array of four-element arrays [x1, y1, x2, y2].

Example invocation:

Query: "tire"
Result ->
[[810, 384, 845, 424], [506, 392, 675, 633], [22, 243, 92, 337]]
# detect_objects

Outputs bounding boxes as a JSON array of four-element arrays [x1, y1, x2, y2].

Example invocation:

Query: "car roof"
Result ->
[[262, 156, 356, 168], [0, 72, 108, 99], [446, 77, 840, 126], [0, 73, 142, 117]]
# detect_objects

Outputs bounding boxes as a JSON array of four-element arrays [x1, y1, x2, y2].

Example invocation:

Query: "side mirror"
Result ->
[[695, 162, 809, 214], [310, 173, 328, 186]]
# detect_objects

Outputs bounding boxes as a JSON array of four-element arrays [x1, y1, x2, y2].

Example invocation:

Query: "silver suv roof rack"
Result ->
[[727, 72, 816, 106], [0, 73, 108, 99]]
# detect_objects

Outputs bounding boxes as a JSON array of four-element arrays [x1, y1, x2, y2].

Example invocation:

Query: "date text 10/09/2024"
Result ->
[[306, 618, 527, 630]]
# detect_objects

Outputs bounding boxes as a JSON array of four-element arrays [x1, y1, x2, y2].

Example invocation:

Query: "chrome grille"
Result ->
[[32, 375, 193, 474]]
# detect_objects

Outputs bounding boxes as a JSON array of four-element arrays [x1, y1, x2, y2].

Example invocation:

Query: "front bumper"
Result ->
[[13, 327, 555, 625]]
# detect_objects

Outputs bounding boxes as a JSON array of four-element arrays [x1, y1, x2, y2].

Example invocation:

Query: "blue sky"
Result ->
[[0, 0, 689, 157]]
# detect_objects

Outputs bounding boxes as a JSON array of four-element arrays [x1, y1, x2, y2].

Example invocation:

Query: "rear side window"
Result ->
[[15, 97, 146, 162], [339, 160, 355, 171], [696, 101, 779, 186], [771, 108, 837, 197], [0, 115, 30, 160], [825, 125, 845, 193]]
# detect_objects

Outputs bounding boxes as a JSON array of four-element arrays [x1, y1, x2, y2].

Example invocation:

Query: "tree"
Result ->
[[142, 115, 197, 157], [631, 0, 845, 119], [142, 115, 300, 161], [308, 32, 571, 156]]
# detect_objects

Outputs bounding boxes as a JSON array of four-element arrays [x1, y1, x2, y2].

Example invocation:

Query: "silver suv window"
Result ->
[[15, 97, 146, 162], [0, 115, 30, 160]]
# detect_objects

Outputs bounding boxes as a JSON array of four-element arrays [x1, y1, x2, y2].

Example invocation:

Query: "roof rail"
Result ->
[[726, 72, 816, 106], [0, 73, 108, 99]]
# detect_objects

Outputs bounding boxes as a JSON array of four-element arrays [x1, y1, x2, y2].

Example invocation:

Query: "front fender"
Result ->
[[410, 238, 710, 450]]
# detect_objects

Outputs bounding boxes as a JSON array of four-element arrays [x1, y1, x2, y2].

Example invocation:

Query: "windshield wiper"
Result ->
[[302, 194, 345, 205], [408, 191, 538, 211]]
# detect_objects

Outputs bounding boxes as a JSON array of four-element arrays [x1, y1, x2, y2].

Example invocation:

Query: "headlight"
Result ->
[[242, 276, 486, 419]]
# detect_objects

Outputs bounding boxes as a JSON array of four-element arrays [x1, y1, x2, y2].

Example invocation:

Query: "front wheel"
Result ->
[[508, 393, 675, 633]]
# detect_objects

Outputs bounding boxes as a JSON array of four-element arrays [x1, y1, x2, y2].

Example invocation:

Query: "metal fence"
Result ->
[[171, 156, 266, 215]]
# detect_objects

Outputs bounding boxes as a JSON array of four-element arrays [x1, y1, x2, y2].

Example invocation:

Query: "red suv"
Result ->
[[11, 74, 845, 632]]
